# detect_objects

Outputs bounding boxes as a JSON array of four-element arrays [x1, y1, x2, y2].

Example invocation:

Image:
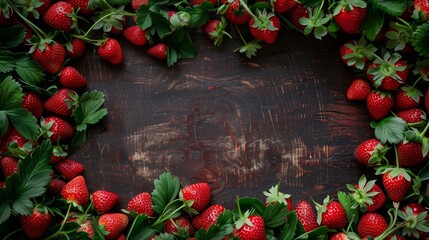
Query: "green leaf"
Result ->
[[194, 210, 234, 240], [0, 77, 23, 110], [0, 194, 11, 223], [15, 55, 46, 85], [412, 22, 429, 58], [0, 54, 14, 73], [136, 6, 171, 39], [187, 2, 214, 28], [419, 161, 429, 181], [338, 191, 359, 226], [7, 108, 38, 140], [71, 130, 87, 147], [370, 0, 407, 17], [262, 203, 289, 229], [295, 226, 332, 239], [151, 172, 180, 215], [106, 0, 130, 6], [361, 2, 385, 41], [0, 111, 8, 137], [0, 26, 25, 49], [127, 215, 157, 240], [279, 211, 298, 240], [73, 91, 108, 131], [372, 116, 407, 144], [237, 197, 266, 216]]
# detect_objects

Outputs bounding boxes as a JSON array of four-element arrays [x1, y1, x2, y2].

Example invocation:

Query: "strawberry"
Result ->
[[286, 3, 309, 31], [192, 204, 225, 230], [397, 108, 427, 125], [132, 0, 149, 11], [98, 213, 129, 239], [395, 85, 423, 111], [65, 38, 86, 59], [31, 41, 65, 74], [333, 1, 367, 34], [346, 78, 372, 101], [147, 43, 168, 60], [414, 0, 429, 20], [42, 117, 75, 143], [20, 207, 52, 239], [50, 144, 67, 164], [123, 25, 148, 46], [65, 0, 94, 15], [165, 216, 195, 236], [203, 18, 230, 47], [61, 175, 89, 206], [0, 181, 5, 188], [0, 129, 32, 156], [78, 219, 95, 238], [1, 156, 18, 178], [224, 0, 251, 25], [294, 200, 319, 232], [180, 182, 211, 212], [401, 203, 429, 238], [43, 1, 76, 32], [22, 92, 43, 118], [126, 192, 154, 216], [93, 190, 119, 213], [190, 0, 217, 7], [56, 158, 84, 180], [348, 175, 386, 212], [97, 38, 123, 65], [397, 141, 427, 167], [263, 184, 293, 211], [273, 0, 297, 13], [114, 234, 127, 240], [48, 178, 66, 195], [59, 66, 87, 89], [233, 213, 266, 240], [44, 88, 77, 117], [357, 212, 388, 238], [381, 168, 412, 202], [339, 38, 376, 70], [249, 10, 280, 44], [366, 53, 409, 90], [366, 91, 394, 120], [315, 197, 347, 229], [108, 16, 126, 34]]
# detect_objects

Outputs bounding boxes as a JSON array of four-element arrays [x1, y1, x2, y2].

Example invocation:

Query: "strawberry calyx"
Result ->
[[251, 9, 278, 31], [298, 2, 331, 40], [263, 183, 291, 206], [313, 195, 332, 225], [397, 206, 429, 238], [368, 52, 408, 87], [368, 142, 390, 165], [342, 37, 377, 70], [400, 85, 423, 103], [332, 0, 367, 16], [234, 209, 254, 229], [385, 21, 413, 52], [346, 175, 380, 212]]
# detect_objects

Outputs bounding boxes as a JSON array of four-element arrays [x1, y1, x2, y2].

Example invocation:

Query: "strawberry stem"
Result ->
[[235, 25, 247, 45], [45, 203, 73, 240], [6, 0, 47, 39], [238, 0, 257, 20], [419, 119, 429, 137], [394, 144, 399, 168], [151, 199, 186, 228]]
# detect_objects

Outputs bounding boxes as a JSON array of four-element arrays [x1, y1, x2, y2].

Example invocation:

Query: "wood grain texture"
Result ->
[[71, 29, 374, 209]]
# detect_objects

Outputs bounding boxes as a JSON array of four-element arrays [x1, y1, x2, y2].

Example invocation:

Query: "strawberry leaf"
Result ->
[[338, 191, 359, 226], [7, 108, 39, 140], [237, 197, 266, 216], [0, 51, 14, 73], [0, 26, 25, 49], [186, 2, 214, 28], [371, 116, 406, 144], [151, 172, 180, 215], [15, 55, 46, 85], [136, 5, 171, 39], [263, 202, 289, 228], [369, 0, 407, 17], [127, 214, 157, 240], [360, 2, 384, 41], [73, 90, 108, 132], [194, 210, 234, 240], [411, 22, 429, 58], [164, 28, 197, 66], [279, 211, 299, 240]]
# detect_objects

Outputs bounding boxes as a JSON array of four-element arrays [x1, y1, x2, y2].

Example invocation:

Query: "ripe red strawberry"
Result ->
[[397, 108, 426, 125], [56, 158, 84, 180], [354, 139, 388, 166], [190, 0, 217, 6], [286, 3, 309, 31], [203, 18, 230, 47], [273, 0, 297, 13], [357, 212, 388, 238], [126, 192, 154, 216], [59, 66, 87, 89], [50, 144, 67, 164], [1, 156, 18, 178], [22, 92, 43, 118], [346, 78, 372, 101], [78, 219, 95, 238], [192, 204, 225, 230], [147, 43, 168, 60], [249, 10, 280, 44], [401, 202, 429, 238], [43, 1, 76, 32], [382, 168, 412, 202], [0, 128, 32, 156], [329, 232, 349, 240], [333, 2, 367, 34], [233, 213, 266, 240], [97, 38, 123, 65], [395, 85, 423, 111], [348, 175, 386, 212], [366, 91, 394, 120], [366, 53, 409, 90], [48, 178, 66, 195], [165, 216, 195, 236], [61, 175, 89, 206], [180, 182, 211, 212], [65, 38, 86, 59], [294, 200, 319, 232], [414, 0, 429, 20], [397, 141, 427, 167], [132, 0, 149, 11], [0, 181, 5, 188], [123, 25, 148, 46], [32, 41, 65, 74], [93, 190, 119, 213], [44, 88, 77, 117], [224, 0, 251, 25], [315, 197, 347, 229], [114, 234, 127, 240], [263, 184, 293, 211], [65, 0, 94, 15], [20, 207, 52, 239], [98, 213, 129, 240]]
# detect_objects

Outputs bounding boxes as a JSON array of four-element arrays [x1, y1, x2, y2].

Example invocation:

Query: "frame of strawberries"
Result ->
[[0, 0, 429, 239]]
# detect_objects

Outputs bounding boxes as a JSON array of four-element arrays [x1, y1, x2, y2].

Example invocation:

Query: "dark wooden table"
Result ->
[[71, 28, 373, 209]]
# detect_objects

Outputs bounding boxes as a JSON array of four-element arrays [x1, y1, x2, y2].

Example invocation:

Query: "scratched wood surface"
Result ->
[[71, 29, 374, 209]]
